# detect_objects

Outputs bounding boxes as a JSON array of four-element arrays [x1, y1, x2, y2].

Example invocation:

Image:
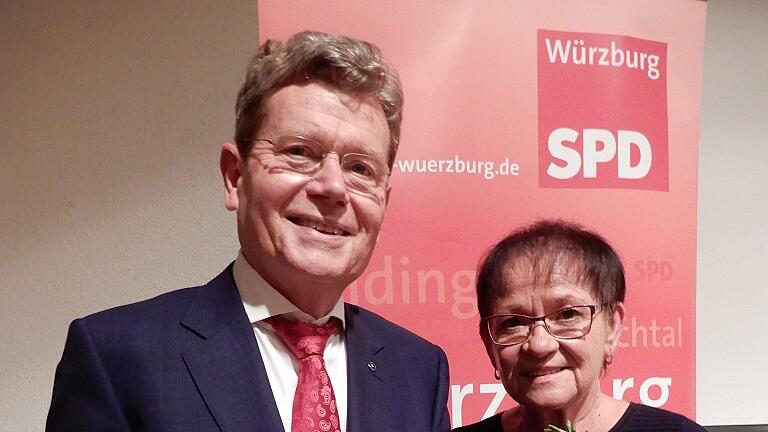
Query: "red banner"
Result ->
[[259, 0, 706, 426], [538, 30, 669, 191]]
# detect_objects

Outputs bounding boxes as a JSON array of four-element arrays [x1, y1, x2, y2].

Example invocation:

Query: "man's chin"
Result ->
[[286, 254, 360, 286], [299, 266, 351, 281]]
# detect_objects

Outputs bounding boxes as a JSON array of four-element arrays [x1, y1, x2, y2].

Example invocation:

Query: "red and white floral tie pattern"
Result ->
[[267, 315, 342, 432]]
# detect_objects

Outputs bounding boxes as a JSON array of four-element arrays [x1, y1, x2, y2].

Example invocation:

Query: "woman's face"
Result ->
[[483, 267, 624, 411]]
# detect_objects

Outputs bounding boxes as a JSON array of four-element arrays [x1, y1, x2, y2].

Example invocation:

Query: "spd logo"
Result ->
[[537, 29, 668, 190]]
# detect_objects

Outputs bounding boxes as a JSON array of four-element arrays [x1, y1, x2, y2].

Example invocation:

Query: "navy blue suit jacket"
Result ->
[[47, 266, 450, 431]]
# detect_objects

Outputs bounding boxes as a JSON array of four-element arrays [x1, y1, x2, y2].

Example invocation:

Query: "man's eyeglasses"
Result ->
[[252, 135, 390, 198], [483, 305, 603, 346]]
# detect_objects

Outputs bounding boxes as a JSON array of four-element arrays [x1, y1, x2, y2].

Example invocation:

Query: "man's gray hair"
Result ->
[[234, 31, 404, 169]]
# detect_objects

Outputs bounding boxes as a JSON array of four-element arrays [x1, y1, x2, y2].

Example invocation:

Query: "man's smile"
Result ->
[[287, 216, 352, 236]]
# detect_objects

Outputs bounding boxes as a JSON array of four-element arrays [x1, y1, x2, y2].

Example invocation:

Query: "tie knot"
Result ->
[[266, 315, 341, 359]]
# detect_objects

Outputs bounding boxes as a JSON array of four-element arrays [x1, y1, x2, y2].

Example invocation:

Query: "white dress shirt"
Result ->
[[233, 252, 348, 432]]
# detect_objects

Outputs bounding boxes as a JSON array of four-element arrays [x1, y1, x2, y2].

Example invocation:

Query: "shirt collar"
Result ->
[[232, 251, 346, 327]]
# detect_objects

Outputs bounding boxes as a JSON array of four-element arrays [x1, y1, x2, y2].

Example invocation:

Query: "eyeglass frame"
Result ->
[[251, 134, 391, 193], [482, 304, 608, 347]]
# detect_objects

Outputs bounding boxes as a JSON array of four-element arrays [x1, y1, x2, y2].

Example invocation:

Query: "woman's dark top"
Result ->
[[452, 403, 707, 431]]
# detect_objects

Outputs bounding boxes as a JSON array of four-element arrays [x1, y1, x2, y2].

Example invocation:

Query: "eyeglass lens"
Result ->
[[254, 135, 388, 195], [487, 305, 595, 345]]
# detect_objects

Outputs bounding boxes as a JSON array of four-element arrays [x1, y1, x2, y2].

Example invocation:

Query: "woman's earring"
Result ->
[[605, 353, 614, 366], [494, 369, 501, 380]]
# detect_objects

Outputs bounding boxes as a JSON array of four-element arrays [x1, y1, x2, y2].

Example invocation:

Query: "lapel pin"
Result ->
[[367, 361, 376, 372]]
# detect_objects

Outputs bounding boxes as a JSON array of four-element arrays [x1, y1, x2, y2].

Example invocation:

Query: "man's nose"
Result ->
[[306, 154, 350, 206]]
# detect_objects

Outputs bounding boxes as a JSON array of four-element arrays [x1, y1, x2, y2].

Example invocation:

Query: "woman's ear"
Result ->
[[481, 325, 502, 378], [605, 302, 626, 355]]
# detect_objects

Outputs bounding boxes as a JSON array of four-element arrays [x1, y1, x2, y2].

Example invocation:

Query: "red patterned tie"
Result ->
[[266, 315, 342, 432]]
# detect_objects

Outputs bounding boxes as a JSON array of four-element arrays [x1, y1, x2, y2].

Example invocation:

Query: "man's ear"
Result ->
[[605, 301, 626, 355], [384, 183, 392, 207], [220, 143, 242, 211]]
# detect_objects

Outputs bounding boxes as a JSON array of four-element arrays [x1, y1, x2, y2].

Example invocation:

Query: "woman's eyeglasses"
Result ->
[[483, 305, 603, 346]]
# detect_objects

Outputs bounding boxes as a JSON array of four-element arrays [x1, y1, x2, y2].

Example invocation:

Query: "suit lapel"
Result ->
[[344, 304, 390, 432], [180, 266, 284, 432]]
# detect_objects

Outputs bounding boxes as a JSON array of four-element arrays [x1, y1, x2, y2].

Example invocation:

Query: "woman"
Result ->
[[455, 220, 705, 432]]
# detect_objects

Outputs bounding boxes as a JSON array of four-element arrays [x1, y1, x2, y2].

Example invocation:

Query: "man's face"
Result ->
[[223, 82, 390, 305]]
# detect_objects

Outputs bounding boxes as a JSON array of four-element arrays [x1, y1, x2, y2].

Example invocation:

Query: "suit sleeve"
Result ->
[[46, 319, 132, 432], [432, 346, 451, 432]]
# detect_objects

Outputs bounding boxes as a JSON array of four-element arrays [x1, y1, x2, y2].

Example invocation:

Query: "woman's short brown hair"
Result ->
[[476, 219, 626, 319]]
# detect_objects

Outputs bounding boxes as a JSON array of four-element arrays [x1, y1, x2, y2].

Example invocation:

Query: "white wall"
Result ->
[[0, 2, 256, 430], [697, 0, 768, 425], [1, 1, 765, 430]]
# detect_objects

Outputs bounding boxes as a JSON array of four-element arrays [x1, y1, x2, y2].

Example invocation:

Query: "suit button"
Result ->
[[367, 361, 376, 372]]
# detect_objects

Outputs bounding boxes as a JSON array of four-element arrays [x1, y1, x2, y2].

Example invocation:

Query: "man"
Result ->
[[47, 31, 450, 431]]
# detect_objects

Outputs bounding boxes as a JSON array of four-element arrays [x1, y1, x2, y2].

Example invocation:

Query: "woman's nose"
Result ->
[[524, 322, 559, 356]]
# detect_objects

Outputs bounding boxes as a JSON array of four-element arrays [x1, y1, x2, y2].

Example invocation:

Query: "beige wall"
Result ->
[[0, 2, 257, 430], [697, 0, 768, 425], [1, 1, 766, 430]]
